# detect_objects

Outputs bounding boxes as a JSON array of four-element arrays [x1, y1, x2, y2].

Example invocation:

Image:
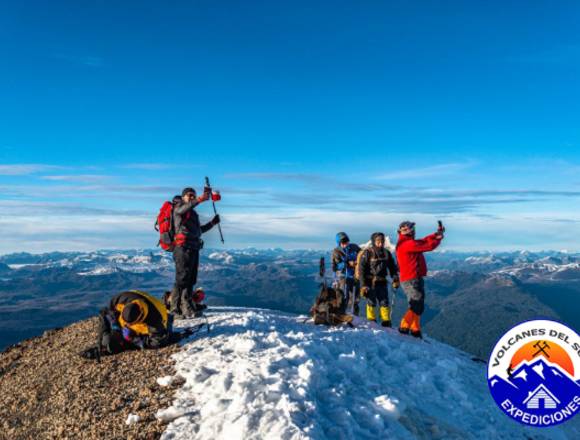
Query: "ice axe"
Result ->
[[205, 176, 225, 244]]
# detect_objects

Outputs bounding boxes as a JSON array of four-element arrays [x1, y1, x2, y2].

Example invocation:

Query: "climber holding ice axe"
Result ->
[[167, 177, 224, 318]]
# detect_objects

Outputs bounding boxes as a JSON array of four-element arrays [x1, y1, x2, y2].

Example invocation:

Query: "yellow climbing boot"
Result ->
[[380, 306, 390, 321], [380, 306, 392, 327], [366, 304, 376, 321]]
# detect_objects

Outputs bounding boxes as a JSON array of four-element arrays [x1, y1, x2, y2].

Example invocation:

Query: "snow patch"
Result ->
[[208, 252, 234, 264], [159, 308, 555, 440], [125, 414, 140, 425], [374, 394, 402, 419], [77, 266, 116, 276], [157, 376, 175, 387], [156, 406, 189, 423]]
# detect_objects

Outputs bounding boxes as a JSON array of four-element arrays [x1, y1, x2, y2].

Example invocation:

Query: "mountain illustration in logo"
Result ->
[[489, 357, 580, 411]]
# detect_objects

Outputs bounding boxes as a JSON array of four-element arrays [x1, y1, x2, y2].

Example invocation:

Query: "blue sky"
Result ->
[[1, 1, 579, 253]]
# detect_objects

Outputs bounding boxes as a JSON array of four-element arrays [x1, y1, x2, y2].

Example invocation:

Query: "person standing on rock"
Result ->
[[170, 186, 220, 318], [396, 220, 444, 338], [359, 232, 399, 327]]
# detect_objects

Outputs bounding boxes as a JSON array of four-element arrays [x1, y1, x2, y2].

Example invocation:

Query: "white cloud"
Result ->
[[1, 208, 579, 254], [120, 163, 176, 170], [0, 213, 154, 254], [375, 162, 476, 180], [40, 174, 112, 183], [0, 164, 63, 176]]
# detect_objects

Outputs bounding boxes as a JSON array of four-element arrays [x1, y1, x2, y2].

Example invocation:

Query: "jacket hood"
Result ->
[[336, 232, 349, 246], [398, 232, 415, 242]]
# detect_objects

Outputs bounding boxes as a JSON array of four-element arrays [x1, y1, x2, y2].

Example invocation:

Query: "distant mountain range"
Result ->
[[1, 248, 579, 357]]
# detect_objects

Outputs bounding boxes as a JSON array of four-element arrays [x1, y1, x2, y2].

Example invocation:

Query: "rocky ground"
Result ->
[[0, 318, 184, 440]]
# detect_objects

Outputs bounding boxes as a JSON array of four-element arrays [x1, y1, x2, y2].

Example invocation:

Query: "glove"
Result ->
[[436, 221, 445, 239], [212, 214, 220, 225], [122, 327, 134, 341], [360, 286, 369, 298], [392, 278, 400, 290], [197, 192, 209, 202], [211, 190, 221, 202]]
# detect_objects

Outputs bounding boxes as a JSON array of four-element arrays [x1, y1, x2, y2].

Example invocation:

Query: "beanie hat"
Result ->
[[181, 187, 196, 197], [336, 232, 350, 245], [370, 232, 385, 242], [398, 221, 416, 235]]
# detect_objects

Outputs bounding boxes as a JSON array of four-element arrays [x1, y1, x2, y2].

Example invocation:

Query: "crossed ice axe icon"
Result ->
[[532, 340, 551, 358]]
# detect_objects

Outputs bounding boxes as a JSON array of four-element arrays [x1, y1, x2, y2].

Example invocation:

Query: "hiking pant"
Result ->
[[98, 310, 129, 354], [401, 277, 425, 315], [171, 246, 200, 314], [366, 282, 389, 308], [338, 277, 359, 313]]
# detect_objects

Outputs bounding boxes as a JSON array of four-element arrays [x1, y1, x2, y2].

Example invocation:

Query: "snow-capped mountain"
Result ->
[[1, 249, 579, 360], [1, 248, 578, 281], [156, 308, 578, 439]]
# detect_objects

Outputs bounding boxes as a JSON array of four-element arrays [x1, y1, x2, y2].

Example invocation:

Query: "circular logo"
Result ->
[[488, 319, 580, 427]]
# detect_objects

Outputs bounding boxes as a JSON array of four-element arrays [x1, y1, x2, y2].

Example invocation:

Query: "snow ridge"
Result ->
[[158, 308, 560, 440]]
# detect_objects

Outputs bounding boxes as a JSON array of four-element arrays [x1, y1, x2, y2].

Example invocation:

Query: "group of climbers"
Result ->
[[81, 183, 222, 359], [326, 220, 445, 338], [80, 178, 444, 359]]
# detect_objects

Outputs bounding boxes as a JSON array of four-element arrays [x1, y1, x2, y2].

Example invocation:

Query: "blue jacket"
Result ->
[[331, 243, 361, 279]]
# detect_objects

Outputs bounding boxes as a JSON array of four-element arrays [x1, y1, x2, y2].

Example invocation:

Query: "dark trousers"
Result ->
[[401, 277, 425, 315], [171, 246, 200, 314], [98, 311, 128, 354], [367, 282, 389, 308], [338, 277, 360, 312]]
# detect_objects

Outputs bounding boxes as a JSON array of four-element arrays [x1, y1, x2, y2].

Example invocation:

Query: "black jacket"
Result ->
[[173, 201, 215, 248], [359, 247, 398, 288]]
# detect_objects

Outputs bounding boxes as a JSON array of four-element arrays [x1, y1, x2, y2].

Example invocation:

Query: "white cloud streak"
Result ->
[[0, 164, 63, 176], [375, 162, 476, 180], [40, 174, 113, 183]]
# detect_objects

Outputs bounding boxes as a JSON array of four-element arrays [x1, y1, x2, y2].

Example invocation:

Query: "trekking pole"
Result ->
[[319, 257, 326, 289], [205, 176, 225, 243], [390, 282, 396, 323], [345, 275, 352, 315], [343, 256, 353, 315]]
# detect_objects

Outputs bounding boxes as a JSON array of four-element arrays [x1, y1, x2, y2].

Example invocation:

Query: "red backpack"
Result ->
[[155, 201, 175, 252]]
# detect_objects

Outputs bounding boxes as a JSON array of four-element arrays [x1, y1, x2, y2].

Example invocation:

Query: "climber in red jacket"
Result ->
[[396, 220, 445, 338]]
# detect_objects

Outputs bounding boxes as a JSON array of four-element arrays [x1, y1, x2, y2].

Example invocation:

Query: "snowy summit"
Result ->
[[157, 308, 574, 439]]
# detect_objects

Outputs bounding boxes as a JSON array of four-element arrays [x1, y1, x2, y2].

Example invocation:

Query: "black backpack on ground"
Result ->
[[310, 285, 353, 326]]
